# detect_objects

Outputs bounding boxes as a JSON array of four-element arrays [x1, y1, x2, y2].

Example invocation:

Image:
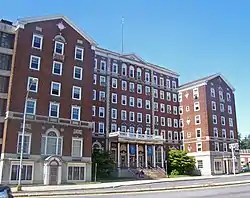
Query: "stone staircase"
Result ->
[[142, 167, 167, 179]]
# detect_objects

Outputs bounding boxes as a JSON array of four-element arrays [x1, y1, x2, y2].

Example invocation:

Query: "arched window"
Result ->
[[92, 142, 102, 151], [129, 66, 134, 78], [136, 68, 142, 79], [41, 129, 63, 156], [122, 63, 127, 76]]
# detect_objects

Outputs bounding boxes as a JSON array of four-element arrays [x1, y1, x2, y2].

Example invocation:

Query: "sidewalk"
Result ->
[[11, 173, 250, 193]]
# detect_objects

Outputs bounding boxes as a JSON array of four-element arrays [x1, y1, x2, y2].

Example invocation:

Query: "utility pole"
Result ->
[[229, 143, 239, 175]]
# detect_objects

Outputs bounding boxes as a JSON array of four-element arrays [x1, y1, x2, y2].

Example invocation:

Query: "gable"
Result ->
[[122, 53, 145, 63], [15, 15, 98, 46]]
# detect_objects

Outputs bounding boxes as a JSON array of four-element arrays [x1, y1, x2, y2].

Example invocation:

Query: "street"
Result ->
[[40, 183, 250, 198]]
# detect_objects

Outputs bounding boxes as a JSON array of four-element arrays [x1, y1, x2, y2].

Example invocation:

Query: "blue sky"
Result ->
[[1, 0, 250, 136]]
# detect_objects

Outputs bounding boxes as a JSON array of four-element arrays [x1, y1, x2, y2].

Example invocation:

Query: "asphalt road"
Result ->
[[45, 183, 250, 198]]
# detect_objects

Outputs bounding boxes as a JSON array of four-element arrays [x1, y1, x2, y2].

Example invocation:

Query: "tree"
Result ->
[[167, 149, 196, 175], [239, 133, 250, 149], [92, 149, 115, 178]]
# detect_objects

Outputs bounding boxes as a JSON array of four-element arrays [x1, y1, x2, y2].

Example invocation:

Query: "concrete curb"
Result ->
[[12, 180, 250, 197]]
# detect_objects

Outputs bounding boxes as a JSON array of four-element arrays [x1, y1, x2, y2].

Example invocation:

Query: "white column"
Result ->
[[136, 144, 139, 168], [161, 146, 164, 168], [57, 166, 62, 185], [145, 145, 148, 168], [43, 164, 50, 185], [117, 143, 121, 168], [127, 143, 130, 168], [153, 145, 156, 168], [226, 160, 229, 174]]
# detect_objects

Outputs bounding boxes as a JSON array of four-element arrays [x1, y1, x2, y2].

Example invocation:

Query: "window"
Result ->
[[54, 41, 64, 55], [93, 90, 96, 100], [210, 88, 215, 97], [166, 79, 170, 88], [98, 122, 104, 134], [145, 72, 150, 82], [153, 76, 157, 85], [129, 97, 135, 107], [122, 63, 127, 76], [51, 82, 61, 96], [221, 116, 225, 125], [212, 115, 217, 124], [111, 108, 117, 119], [167, 118, 172, 127], [168, 131, 172, 140], [100, 76, 106, 86], [129, 112, 135, 121], [26, 99, 36, 115], [72, 86, 81, 100], [112, 93, 117, 104], [227, 93, 231, 102], [173, 106, 177, 115], [112, 62, 118, 73], [229, 118, 233, 127], [137, 113, 142, 122], [166, 92, 171, 101], [52, 61, 62, 75], [154, 116, 159, 125], [154, 102, 158, 111], [153, 89, 158, 98], [212, 101, 216, 110], [174, 131, 178, 141], [112, 78, 117, 88], [10, 163, 33, 181], [100, 60, 106, 72], [179, 106, 183, 114], [173, 94, 177, 102], [160, 104, 165, 113], [137, 98, 142, 108], [137, 84, 142, 94], [193, 88, 199, 99], [194, 102, 200, 111], [196, 143, 202, 152], [180, 131, 184, 140], [174, 119, 178, 128], [220, 103, 224, 112], [137, 68, 142, 79], [99, 91, 105, 101], [67, 165, 85, 181], [129, 66, 134, 78], [179, 119, 183, 127], [17, 133, 31, 154], [219, 91, 224, 101], [146, 114, 151, 123], [121, 81, 127, 90], [230, 130, 234, 139], [49, 102, 60, 118], [29, 55, 40, 70], [195, 115, 201, 125], [145, 100, 150, 109], [186, 106, 190, 112], [160, 90, 164, 99], [228, 105, 232, 114], [71, 106, 81, 121], [41, 130, 62, 155], [213, 127, 218, 137], [73, 66, 83, 80], [92, 106, 96, 116], [223, 143, 228, 152], [94, 58, 97, 70], [196, 128, 201, 138], [71, 138, 83, 157], [75, 46, 84, 61], [214, 161, 222, 171], [121, 110, 127, 120], [32, 34, 43, 49], [159, 77, 164, 86], [197, 160, 203, 169], [215, 142, 219, 151], [121, 95, 127, 105], [129, 83, 135, 92], [93, 74, 97, 84], [178, 93, 182, 102], [99, 107, 105, 118], [172, 81, 177, 89], [111, 123, 117, 132], [27, 77, 38, 92], [222, 129, 226, 138]]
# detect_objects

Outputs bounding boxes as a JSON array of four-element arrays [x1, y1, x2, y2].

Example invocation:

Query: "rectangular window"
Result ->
[[52, 61, 62, 75], [145, 100, 150, 109], [121, 95, 127, 105], [174, 119, 178, 128], [146, 114, 151, 124], [99, 107, 105, 118], [179, 106, 183, 114], [196, 143, 202, 152], [112, 93, 117, 104], [72, 86, 82, 100], [194, 102, 200, 111], [73, 66, 83, 80], [49, 102, 60, 118], [230, 130, 234, 139], [210, 88, 215, 97], [75, 46, 84, 61], [219, 91, 224, 101], [166, 79, 170, 88], [215, 142, 219, 151], [129, 112, 135, 122], [137, 113, 142, 122], [212, 101, 216, 111], [137, 98, 142, 108], [223, 143, 227, 152], [121, 80, 127, 90], [229, 118, 233, 127], [29, 55, 41, 70], [172, 81, 177, 89], [27, 77, 38, 92], [10, 164, 33, 181], [32, 34, 43, 49], [228, 105, 232, 114], [112, 62, 118, 73], [197, 160, 203, 169], [220, 103, 224, 112], [92, 106, 96, 116], [129, 83, 135, 92], [196, 128, 201, 138], [17, 134, 31, 154], [129, 97, 134, 107], [121, 110, 127, 120], [41, 135, 62, 156], [51, 82, 61, 96], [213, 127, 218, 137], [71, 106, 81, 121], [98, 122, 104, 133], [221, 116, 225, 125], [93, 74, 97, 84], [100, 76, 106, 86], [193, 88, 199, 99], [227, 93, 231, 101], [166, 92, 171, 101], [112, 78, 117, 88], [173, 94, 177, 102], [145, 72, 150, 82], [71, 138, 83, 157], [222, 129, 226, 138], [195, 115, 201, 125], [26, 99, 36, 115], [137, 84, 142, 94], [213, 115, 217, 124], [111, 108, 117, 119], [54, 41, 64, 55], [161, 117, 165, 126], [67, 166, 85, 181], [100, 60, 106, 72], [168, 131, 172, 140]]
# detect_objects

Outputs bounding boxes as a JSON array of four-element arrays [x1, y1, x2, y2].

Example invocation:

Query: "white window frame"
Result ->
[[75, 46, 84, 61], [212, 101, 216, 111], [195, 115, 201, 125], [193, 88, 199, 99], [196, 143, 202, 152], [129, 111, 135, 122], [32, 34, 43, 50], [220, 103, 225, 112], [72, 86, 82, 100], [121, 110, 127, 120], [73, 66, 83, 80], [54, 41, 64, 55], [67, 163, 86, 182], [137, 112, 142, 123], [29, 55, 41, 70], [17, 132, 32, 155], [99, 107, 105, 118], [145, 100, 150, 110], [213, 115, 217, 124], [112, 93, 117, 104], [25, 99, 36, 115], [92, 106, 96, 116], [194, 102, 200, 111], [9, 161, 34, 184], [52, 61, 62, 75], [49, 102, 60, 118], [100, 60, 106, 72], [221, 116, 225, 126], [122, 63, 127, 76], [215, 142, 219, 152], [111, 108, 117, 119], [71, 106, 81, 121], [210, 88, 215, 97], [50, 81, 61, 96], [98, 122, 105, 134], [27, 77, 38, 93], [229, 118, 233, 127], [222, 129, 226, 138], [179, 106, 183, 114], [196, 128, 202, 138], [213, 127, 218, 137], [71, 137, 83, 157], [112, 62, 118, 73], [228, 105, 232, 114], [112, 78, 118, 88], [121, 95, 127, 105]]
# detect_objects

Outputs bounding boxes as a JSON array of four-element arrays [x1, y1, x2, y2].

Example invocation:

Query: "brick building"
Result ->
[[0, 15, 240, 184], [178, 74, 240, 175]]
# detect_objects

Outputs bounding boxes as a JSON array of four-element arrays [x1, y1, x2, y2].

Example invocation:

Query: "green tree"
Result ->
[[240, 133, 250, 149], [167, 149, 196, 175], [92, 149, 115, 179]]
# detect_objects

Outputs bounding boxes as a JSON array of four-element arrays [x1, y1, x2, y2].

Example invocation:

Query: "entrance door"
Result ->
[[50, 166, 58, 185], [130, 156, 136, 168], [139, 155, 144, 167], [147, 156, 153, 168]]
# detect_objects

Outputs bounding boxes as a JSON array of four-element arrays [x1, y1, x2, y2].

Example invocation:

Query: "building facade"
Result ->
[[179, 74, 240, 176], [0, 14, 240, 185], [0, 16, 96, 185]]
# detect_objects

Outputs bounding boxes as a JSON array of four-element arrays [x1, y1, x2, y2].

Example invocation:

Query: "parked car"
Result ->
[[0, 185, 13, 198], [241, 166, 250, 173]]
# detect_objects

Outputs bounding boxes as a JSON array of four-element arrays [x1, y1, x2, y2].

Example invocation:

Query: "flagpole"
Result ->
[[121, 17, 124, 54]]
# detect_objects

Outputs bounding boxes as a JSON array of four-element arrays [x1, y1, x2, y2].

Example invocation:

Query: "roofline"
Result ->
[[15, 15, 98, 46], [178, 73, 235, 92], [96, 47, 180, 77]]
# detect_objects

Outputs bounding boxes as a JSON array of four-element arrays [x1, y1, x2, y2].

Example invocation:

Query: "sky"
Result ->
[[1, 0, 250, 136]]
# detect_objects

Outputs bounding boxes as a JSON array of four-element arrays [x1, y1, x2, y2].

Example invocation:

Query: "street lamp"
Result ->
[[229, 143, 239, 175], [17, 78, 37, 191], [165, 160, 168, 177]]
